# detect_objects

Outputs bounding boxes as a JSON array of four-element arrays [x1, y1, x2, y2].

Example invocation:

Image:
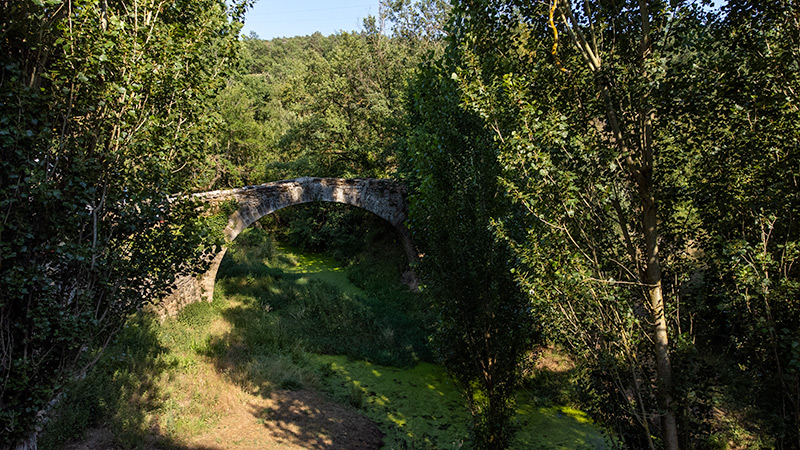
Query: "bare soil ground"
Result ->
[[63, 389, 383, 450]]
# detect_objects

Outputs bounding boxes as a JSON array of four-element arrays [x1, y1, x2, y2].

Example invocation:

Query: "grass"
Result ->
[[42, 225, 609, 449], [316, 355, 607, 450], [277, 243, 366, 296]]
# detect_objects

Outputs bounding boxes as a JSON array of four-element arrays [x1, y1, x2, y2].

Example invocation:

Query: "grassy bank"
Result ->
[[42, 225, 608, 449]]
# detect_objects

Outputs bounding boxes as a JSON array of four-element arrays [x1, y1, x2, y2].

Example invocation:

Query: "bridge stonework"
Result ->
[[158, 177, 416, 316]]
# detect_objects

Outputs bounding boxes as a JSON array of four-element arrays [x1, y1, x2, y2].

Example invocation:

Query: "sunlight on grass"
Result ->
[[315, 354, 609, 449], [277, 244, 366, 297], [388, 412, 408, 428], [559, 406, 594, 424]]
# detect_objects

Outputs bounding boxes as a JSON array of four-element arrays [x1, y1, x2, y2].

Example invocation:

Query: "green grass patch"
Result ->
[[277, 243, 366, 297], [215, 228, 431, 367], [315, 355, 608, 450], [41, 314, 178, 449]]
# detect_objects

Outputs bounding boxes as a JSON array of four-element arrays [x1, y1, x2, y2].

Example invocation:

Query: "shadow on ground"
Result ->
[[247, 390, 383, 450]]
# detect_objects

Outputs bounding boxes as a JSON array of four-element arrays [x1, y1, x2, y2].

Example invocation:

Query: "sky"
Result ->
[[241, 1, 381, 40], [240, 0, 728, 41]]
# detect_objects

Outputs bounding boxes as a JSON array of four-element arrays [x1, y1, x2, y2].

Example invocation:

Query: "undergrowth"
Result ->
[[42, 223, 609, 450], [40, 223, 430, 448]]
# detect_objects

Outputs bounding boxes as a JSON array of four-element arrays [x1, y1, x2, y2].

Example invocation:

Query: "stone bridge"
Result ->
[[160, 177, 416, 316]]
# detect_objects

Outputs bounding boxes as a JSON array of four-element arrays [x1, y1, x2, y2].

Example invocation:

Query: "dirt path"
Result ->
[[185, 388, 383, 450], [65, 388, 383, 450], [64, 304, 384, 450]]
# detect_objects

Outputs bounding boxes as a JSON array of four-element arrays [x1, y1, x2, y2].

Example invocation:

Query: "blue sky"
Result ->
[[241, 1, 381, 40], [240, 0, 727, 41]]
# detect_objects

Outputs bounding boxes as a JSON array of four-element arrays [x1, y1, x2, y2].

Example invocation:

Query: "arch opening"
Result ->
[[160, 178, 417, 316], [213, 201, 418, 293]]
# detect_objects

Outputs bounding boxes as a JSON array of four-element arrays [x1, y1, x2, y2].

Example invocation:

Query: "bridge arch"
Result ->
[[161, 177, 417, 315]]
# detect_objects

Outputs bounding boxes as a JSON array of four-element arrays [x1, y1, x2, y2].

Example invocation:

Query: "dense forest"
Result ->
[[1, 0, 799, 449]]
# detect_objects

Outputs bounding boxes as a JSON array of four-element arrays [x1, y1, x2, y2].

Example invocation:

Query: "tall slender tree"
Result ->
[[404, 49, 534, 450]]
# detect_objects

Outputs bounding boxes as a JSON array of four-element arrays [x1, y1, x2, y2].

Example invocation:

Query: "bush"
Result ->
[[40, 315, 168, 450]]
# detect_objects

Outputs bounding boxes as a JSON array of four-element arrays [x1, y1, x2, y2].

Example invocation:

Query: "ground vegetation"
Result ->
[[40, 224, 605, 450]]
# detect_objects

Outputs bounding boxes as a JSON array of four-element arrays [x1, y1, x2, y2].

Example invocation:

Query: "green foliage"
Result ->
[[199, 81, 270, 189], [277, 31, 405, 178], [201, 17, 448, 190], [423, 1, 714, 448], [39, 314, 170, 450], [381, 0, 451, 49], [0, 0, 242, 444], [226, 224, 277, 267], [177, 297, 224, 329], [667, 1, 800, 445], [262, 202, 395, 263], [403, 56, 535, 448], [399, 0, 799, 447]]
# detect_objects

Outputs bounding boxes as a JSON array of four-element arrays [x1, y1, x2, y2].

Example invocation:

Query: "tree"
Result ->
[[207, 31, 423, 184], [403, 55, 534, 449], [410, 0, 800, 447], [278, 31, 402, 178], [381, 0, 451, 52], [206, 2, 452, 187], [0, 0, 243, 446], [434, 1, 720, 447], [199, 80, 268, 189], [671, 1, 800, 445]]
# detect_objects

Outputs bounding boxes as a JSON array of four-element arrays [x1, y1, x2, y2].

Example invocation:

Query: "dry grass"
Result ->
[[56, 284, 385, 450]]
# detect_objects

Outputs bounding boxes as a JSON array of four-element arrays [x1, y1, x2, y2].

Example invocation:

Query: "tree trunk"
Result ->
[[641, 191, 680, 450], [556, 0, 680, 445], [7, 430, 37, 450]]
